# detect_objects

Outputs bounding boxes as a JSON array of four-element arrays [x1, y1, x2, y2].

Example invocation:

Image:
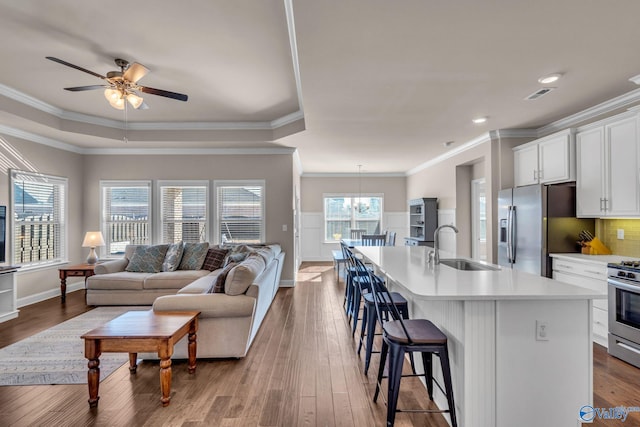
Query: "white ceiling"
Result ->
[[1, 0, 640, 174]]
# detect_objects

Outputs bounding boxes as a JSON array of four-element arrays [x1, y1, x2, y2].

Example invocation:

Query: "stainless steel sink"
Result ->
[[439, 258, 500, 271]]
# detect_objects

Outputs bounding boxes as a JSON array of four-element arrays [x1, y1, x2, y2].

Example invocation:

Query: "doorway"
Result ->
[[471, 178, 487, 260]]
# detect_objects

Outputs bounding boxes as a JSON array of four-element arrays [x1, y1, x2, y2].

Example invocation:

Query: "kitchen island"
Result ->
[[356, 245, 605, 427]]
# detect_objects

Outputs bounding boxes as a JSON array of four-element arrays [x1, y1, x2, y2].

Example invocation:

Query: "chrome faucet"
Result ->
[[430, 224, 459, 265]]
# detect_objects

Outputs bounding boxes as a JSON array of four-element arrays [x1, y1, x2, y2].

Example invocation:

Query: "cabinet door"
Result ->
[[539, 134, 572, 183], [576, 127, 605, 217], [514, 144, 539, 187], [606, 116, 640, 216]]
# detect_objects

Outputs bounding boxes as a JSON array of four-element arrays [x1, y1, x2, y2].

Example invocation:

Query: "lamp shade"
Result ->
[[82, 231, 105, 248]]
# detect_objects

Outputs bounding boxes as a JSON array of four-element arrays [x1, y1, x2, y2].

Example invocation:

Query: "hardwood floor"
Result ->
[[0, 262, 639, 426]]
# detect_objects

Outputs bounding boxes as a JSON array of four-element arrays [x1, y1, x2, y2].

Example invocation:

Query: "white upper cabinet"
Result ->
[[576, 113, 640, 217], [513, 129, 575, 187]]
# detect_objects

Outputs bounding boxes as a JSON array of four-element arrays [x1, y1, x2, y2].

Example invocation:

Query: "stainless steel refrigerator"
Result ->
[[497, 183, 595, 277]]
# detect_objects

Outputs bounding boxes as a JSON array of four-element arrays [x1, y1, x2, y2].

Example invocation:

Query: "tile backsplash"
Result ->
[[596, 219, 640, 257]]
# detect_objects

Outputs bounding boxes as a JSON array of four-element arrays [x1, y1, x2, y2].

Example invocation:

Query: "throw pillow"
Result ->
[[162, 242, 184, 272], [178, 242, 210, 270], [125, 245, 169, 273], [210, 261, 237, 293], [202, 247, 229, 271], [224, 253, 266, 296]]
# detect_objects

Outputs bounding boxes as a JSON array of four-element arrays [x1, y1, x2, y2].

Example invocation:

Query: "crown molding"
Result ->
[[406, 132, 492, 176], [0, 124, 85, 154], [537, 87, 640, 136], [284, 0, 304, 114], [302, 172, 406, 178], [0, 83, 303, 131], [489, 128, 538, 139], [82, 147, 297, 156]]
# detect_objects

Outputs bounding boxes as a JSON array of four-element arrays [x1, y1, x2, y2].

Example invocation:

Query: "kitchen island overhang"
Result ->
[[356, 245, 603, 427]]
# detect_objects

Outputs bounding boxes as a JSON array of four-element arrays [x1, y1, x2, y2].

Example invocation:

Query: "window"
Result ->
[[324, 194, 383, 242], [11, 170, 67, 267], [158, 182, 208, 244], [215, 181, 265, 244], [101, 181, 151, 256]]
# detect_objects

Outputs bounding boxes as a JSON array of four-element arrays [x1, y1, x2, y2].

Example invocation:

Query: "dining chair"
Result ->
[[386, 231, 396, 246], [350, 229, 366, 239], [369, 271, 458, 427], [361, 234, 386, 246]]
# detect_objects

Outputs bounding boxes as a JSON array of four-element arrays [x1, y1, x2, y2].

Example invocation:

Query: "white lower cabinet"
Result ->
[[552, 257, 608, 347]]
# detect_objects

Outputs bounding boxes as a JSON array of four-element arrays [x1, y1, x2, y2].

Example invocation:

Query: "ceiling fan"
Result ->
[[46, 56, 188, 110]]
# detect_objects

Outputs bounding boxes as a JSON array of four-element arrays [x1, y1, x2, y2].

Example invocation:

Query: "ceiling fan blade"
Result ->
[[46, 56, 107, 80], [123, 62, 150, 83], [139, 86, 188, 102], [64, 85, 110, 92]]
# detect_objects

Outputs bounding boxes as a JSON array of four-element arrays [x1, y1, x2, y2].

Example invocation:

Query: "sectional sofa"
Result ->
[[86, 242, 285, 358]]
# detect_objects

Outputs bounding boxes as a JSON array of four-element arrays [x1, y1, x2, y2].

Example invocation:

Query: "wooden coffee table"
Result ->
[[81, 310, 200, 408]]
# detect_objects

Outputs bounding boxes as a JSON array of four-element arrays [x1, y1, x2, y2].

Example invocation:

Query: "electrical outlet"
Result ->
[[617, 229, 624, 240], [536, 320, 549, 341]]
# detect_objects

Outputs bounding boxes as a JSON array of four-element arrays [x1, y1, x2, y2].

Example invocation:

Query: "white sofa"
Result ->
[[87, 243, 285, 358]]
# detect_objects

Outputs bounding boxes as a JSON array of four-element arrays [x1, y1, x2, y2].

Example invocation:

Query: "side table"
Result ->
[[58, 263, 96, 303]]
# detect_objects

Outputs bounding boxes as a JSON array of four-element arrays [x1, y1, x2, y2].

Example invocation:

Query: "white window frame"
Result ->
[[155, 180, 209, 244], [323, 193, 384, 243], [10, 170, 68, 269], [100, 180, 152, 258], [214, 180, 265, 244]]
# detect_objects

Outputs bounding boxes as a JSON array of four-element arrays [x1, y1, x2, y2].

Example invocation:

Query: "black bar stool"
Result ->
[[369, 272, 458, 427], [352, 257, 414, 375]]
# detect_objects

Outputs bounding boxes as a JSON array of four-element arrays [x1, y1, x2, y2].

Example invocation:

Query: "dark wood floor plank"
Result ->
[[1, 264, 639, 427]]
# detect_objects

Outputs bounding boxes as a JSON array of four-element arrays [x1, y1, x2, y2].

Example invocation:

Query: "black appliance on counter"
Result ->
[[608, 261, 640, 368]]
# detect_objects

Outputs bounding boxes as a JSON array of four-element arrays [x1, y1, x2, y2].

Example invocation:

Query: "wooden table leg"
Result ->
[[129, 353, 138, 374], [59, 272, 67, 303], [85, 339, 101, 408], [188, 319, 197, 374], [159, 356, 172, 407]]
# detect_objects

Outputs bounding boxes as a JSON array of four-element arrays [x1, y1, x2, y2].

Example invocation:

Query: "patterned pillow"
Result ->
[[125, 245, 169, 273], [202, 247, 229, 271], [210, 262, 237, 293], [178, 242, 210, 270], [162, 242, 184, 272]]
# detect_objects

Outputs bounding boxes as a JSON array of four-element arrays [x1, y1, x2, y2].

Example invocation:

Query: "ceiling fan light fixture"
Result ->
[[104, 88, 121, 103], [126, 93, 144, 109], [108, 95, 125, 110]]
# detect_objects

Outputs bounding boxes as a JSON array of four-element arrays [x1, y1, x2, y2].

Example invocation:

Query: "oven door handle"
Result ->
[[608, 278, 640, 293]]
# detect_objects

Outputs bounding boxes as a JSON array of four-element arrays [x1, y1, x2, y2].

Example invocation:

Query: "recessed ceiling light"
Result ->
[[472, 117, 487, 124], [538, 73, 562, 84]]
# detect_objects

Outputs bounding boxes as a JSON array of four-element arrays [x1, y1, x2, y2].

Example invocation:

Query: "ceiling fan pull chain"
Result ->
[[123, 102, 128, 144]]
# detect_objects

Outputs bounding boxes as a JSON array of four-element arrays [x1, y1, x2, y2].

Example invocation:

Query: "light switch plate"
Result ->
[[617, 229, 624, 240]]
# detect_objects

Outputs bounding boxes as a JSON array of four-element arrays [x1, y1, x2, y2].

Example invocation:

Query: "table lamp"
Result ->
[[82, 231, 106, 264]]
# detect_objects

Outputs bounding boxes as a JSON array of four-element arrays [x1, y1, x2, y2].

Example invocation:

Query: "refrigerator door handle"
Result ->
[[510, 206, 517, 263], [506, 206, 513, 263]]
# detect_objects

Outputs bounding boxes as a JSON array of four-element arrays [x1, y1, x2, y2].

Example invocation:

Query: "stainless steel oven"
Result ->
[[608, 261, 640, 368]]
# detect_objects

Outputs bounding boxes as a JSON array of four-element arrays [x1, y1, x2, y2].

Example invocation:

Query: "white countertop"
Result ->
[[355, 246, 606, 301], [550, 252, 638, 266]]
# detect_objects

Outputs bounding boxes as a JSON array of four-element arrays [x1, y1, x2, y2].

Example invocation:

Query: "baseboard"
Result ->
[[17, 280, 85, 308], [279, 279, 296, 288]]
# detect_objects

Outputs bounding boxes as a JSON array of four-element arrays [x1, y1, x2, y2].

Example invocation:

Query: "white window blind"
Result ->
[[215, 181, 264, 244], [11, 170, 67, 267], [101, 181, 151, 255], [160, 183, 207, 243]]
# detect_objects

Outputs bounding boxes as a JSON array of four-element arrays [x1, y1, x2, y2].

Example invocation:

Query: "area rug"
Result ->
[[0, 306, 149, 386]]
